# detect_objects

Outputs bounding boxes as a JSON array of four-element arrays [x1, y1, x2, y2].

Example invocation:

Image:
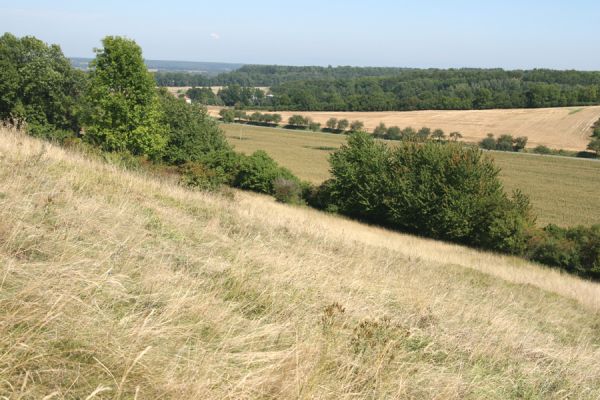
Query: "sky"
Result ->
[[1, 0, 599, 69]]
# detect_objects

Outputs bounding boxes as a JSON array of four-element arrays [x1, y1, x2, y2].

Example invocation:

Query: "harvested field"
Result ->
[[209, 106, 600, 151]]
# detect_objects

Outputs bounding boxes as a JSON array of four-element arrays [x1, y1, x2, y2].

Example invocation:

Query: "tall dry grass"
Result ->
[[1, 127, 600, 399]]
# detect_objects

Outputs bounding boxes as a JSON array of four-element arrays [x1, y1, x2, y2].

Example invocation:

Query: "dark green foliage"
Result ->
[[533, 145, 552, 155], [219, 109, 235, 123], [234, 150, 299, 194], [0, 33, 85, 135], [528, 225, 600, 278], [186, 87, 222, 105], [83, 36, 167, 157], [588, 138, 600, 156], [480, 134, 529, 152], [326, 132, 534, 253], [158, 89, 230, 165], [217, 85, 269, 107], [287, 115, 310, 129], [496, 135, 514, 151]]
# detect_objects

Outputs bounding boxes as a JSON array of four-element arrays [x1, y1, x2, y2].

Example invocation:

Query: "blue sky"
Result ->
[[1, 0, 599, 69]]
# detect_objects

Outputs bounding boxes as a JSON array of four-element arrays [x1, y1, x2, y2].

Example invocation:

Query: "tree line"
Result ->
[[158, 66, 600, 111]]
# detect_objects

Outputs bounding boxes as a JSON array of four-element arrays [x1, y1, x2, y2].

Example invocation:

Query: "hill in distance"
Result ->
[[70, 57, 244, 75], [2, 127, 600, 398]]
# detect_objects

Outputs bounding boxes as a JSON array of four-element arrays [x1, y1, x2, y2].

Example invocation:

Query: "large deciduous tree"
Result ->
[[84, 36, 166, 157], [0, 33, 84, 134]]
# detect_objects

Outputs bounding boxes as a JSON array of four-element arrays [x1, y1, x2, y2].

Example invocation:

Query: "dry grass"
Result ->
[[221, 123, 600, 227], [2, 128, 600, 399], [208, 105, 600, 151]]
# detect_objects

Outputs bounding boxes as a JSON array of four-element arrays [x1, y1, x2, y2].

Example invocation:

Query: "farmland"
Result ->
[[210, 105, 600, 152], [221, 123, 600, 227]]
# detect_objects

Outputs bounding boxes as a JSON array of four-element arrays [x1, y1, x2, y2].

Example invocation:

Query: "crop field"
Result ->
[[221, 123, 600, 227], [210, 105, 600, 152], [3, 128, 600, 398]]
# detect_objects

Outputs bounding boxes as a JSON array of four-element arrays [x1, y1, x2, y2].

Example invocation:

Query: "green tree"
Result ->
[[588, 138, 600, 156], [309, 121, 322, 132], [373, 122, 387, 137], [513, 136, 528, 151], [431, 129, 445, 141], [219, 108, 235, 123], [0, 33, 85, 135], [337, 119, 349, 132], [349, 120, 365, 132], [158, 89, 230, 165], [480, 134, 497, 150], [84, 36, 166, 157], [326, 118, 338, 130]]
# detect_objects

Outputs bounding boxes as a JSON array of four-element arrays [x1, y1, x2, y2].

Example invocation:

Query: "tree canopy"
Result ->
[[83, 36, 167, 157]]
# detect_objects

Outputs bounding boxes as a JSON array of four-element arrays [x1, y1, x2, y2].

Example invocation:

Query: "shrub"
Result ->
[[495, 134, 514, 151], [159, 90, 230, 165], [309, 121, 321, 132], [327, 132, 534, 254], [234, 150, 299, 194], [373, 123, 387, 137], [179, 162, 225, 190], [528, 224, 600, 278], [533, 145, 552, 155], [272, 177, 302, 204], [479, 134, 497, 150]]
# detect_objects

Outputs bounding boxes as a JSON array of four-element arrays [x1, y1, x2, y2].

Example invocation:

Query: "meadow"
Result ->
[[210, 105, 600, 152], [221, 123, 600, 227], [2, 127, 600, 399]]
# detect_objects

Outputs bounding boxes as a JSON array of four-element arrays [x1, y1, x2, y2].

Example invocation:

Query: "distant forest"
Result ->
[[157, 65, 600, 111]]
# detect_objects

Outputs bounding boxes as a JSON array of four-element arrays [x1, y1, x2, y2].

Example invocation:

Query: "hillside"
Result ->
[[209, 105, 600, 152], [2, 127, 600, 399]]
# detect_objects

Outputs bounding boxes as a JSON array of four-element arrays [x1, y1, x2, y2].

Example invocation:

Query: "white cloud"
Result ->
[[210, 33, 220, 40]]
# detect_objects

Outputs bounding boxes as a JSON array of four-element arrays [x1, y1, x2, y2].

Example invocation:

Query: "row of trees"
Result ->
[[159, 65, 600, 89], [219, 109, 282, 126], [480, 134, 528, 152]]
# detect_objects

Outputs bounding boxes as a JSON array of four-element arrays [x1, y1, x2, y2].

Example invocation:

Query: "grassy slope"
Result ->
[[2, 129, 600, 399], [221, 123, 600, 227]]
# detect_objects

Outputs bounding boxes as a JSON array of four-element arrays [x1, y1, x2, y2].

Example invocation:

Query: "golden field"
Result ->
[[209, 105, 600, 152], [2, 127, 600, 399], [221, 123, 600, 227]]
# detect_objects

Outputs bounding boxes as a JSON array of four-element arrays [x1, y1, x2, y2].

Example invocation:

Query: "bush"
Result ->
[[159, 90, 230, 165], [272, 177, 301, 204], [528, 224, 600, 278], [234, 150, 299, 195], [179, 162, 226, 190], [327, 132, 534, 254], [533, 145, 552, 155], [479, 134, 496, 150]]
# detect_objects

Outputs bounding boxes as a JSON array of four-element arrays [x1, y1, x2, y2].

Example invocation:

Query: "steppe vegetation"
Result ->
[[2, 127, 600, 399]]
